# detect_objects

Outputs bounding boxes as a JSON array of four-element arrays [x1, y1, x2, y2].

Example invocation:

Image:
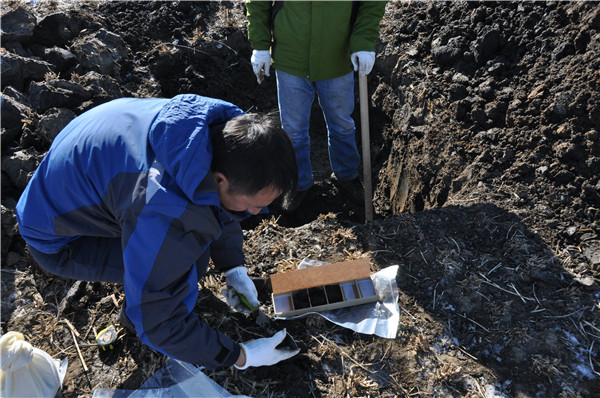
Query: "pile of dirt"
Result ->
[[1, 1, 598, 397]]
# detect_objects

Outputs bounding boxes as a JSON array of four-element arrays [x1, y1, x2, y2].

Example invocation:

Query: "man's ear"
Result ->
[[213, 172, 229, 190]]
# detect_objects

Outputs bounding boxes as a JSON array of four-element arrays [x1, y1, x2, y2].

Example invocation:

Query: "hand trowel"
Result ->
[[237, 292, 273, 328]]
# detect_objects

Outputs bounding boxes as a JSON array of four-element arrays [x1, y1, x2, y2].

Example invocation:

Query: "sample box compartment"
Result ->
[[270, 259, 379, 317]]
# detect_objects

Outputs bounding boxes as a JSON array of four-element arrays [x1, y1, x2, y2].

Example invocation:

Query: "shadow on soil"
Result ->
[[344, 202, 597, 396]]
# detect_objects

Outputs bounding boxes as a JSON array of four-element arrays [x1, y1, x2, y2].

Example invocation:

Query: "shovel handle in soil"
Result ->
[[359, 74, 374, 222]]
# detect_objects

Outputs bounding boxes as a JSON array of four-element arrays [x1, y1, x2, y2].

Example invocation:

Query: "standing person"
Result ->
[[15, 94, 300, 370], [246, 0, 387, 212]]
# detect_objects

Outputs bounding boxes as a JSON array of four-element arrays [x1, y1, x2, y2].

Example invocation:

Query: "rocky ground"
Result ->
[[1, 1, 599, 397]]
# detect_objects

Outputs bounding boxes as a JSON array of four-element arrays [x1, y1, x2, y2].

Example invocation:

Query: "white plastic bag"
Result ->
[[0, 331, 65, 397]]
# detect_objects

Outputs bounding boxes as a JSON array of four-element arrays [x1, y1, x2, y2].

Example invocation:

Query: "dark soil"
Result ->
[[1, 1, 599, 397]]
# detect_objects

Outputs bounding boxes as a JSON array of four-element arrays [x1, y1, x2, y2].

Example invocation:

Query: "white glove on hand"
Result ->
[[251, 49, 271, 84], [235, 329, 300, 370], [221, 266, 259, 313], [351, 51, 376, 77]]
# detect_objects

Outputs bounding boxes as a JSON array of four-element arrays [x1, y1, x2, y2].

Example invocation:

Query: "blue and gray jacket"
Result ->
[[16, 94, 249, 368]]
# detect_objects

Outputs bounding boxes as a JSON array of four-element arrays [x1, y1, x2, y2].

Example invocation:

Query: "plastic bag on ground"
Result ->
[[1, 331, 68, 398]]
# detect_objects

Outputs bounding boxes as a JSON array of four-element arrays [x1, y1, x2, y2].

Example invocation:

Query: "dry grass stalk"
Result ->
[[478, 272, 535, 302], [62, 319, 88, 372], [310, 333, 410, 393], [458, 313, 490, 333]]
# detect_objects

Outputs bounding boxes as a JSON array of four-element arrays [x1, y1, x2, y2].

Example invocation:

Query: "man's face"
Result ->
[[214, 172, 280, 215]]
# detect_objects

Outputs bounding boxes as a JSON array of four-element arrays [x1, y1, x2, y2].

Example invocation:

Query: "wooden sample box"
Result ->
[[270, 258, 379, 317]]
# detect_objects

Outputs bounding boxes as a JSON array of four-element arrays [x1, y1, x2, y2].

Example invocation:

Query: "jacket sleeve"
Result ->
[[246, 0, 273, 51], [209, 211, 245, 272], [349, 1, 387, 54], [122, 203, 240, 369]]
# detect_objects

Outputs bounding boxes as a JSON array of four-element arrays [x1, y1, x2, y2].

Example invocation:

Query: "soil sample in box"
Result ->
[[270, 258, 379, 317], [292, 289, 310, 309], [324, 284, 343, 303], [308, 286, 327, 306]]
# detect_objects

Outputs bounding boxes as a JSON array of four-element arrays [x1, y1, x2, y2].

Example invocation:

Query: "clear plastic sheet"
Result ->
[[92, 359, 249, 398], [276, 259, 400, 339]]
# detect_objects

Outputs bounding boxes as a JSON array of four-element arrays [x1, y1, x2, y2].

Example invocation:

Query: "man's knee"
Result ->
[[27, 245, 72, 281]]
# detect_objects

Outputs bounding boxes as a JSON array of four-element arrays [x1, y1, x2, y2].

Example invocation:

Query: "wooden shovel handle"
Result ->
[[359, 75, 373, 222]]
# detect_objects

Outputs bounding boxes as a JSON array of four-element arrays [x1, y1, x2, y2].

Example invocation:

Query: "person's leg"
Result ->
[[28, 236, 125, 283], [276, 69, 316, 191], [315, 72, 360, 182]]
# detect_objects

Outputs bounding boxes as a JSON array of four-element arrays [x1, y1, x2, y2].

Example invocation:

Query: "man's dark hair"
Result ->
[[211, 111, 297, 203]]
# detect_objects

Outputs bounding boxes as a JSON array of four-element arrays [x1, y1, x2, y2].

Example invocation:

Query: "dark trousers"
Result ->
[[28, 237, 211, 284], [28, 237, 125, 283]]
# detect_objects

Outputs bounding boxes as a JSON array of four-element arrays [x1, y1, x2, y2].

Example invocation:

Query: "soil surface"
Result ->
[[1, 1, 599, 397]]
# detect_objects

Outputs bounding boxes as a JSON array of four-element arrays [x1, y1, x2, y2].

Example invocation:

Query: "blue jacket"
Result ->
[[16, 94, 247, 369]]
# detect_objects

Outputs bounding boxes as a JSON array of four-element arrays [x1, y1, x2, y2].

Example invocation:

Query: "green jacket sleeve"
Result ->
[[349, 1, 387, 54], [246, 0, 273, 51]]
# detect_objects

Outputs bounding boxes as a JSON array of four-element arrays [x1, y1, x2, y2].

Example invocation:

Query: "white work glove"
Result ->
[[351, 51, 376, 77], [251, 49, 271, 84], [221, 266, 259, 313], [235, 329, 300, 370]]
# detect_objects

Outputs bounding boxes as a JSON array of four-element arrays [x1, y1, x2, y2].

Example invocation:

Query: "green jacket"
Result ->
[[246, 1, 387, 82]]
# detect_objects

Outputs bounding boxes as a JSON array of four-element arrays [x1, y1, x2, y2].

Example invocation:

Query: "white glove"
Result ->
[[235, 329, 300, 370], [251, 49, 271, 84], [351, 51, 376, 77], [221, 266, 259, 313]]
